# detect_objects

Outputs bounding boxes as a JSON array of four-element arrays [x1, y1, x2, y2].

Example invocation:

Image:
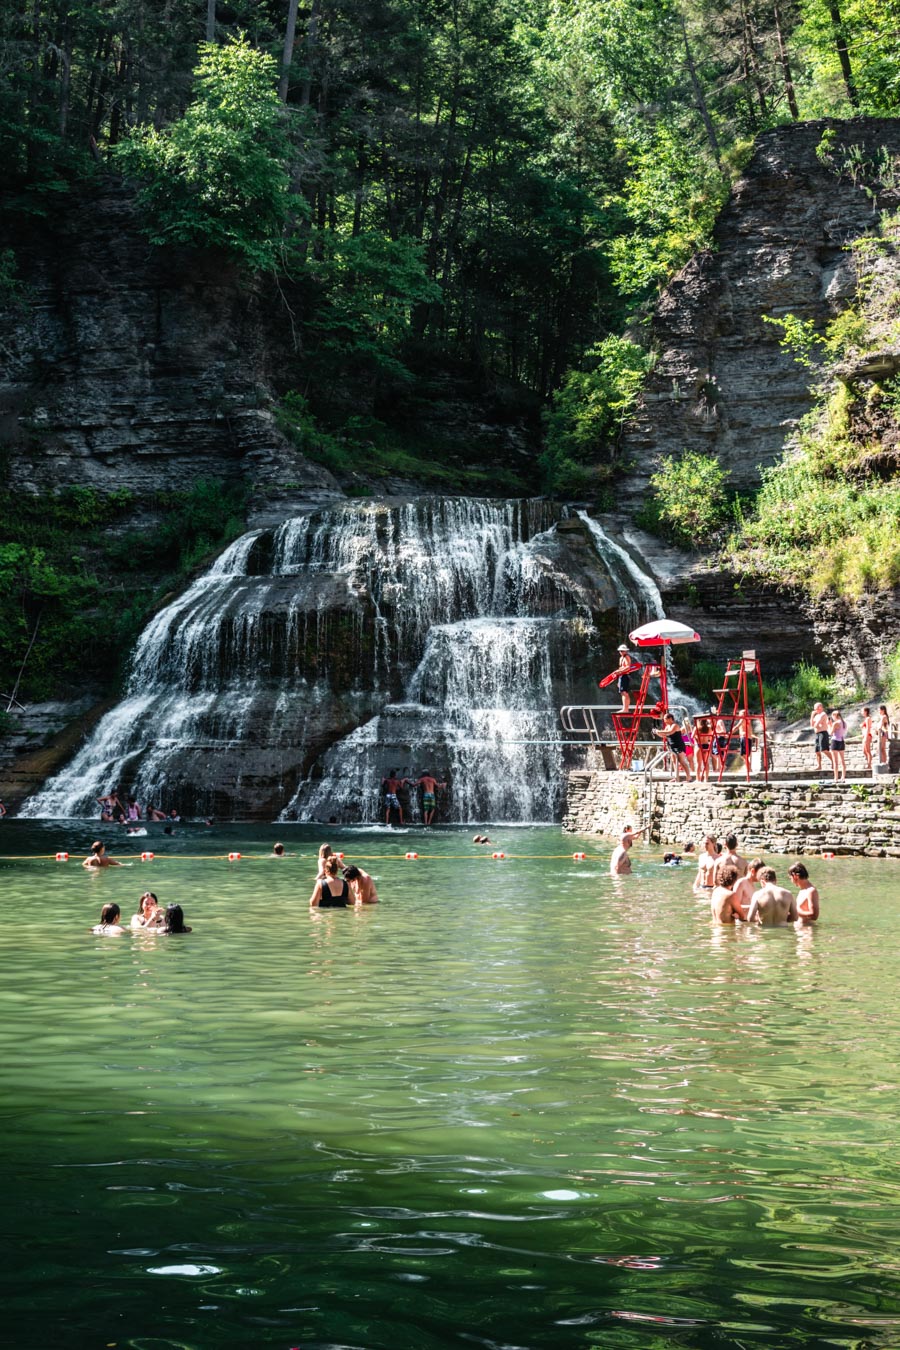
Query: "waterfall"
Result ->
[[22, 496, 681, 822], [576, 511, 663, 628]]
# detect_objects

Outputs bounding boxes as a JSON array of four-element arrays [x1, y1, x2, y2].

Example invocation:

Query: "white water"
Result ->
[[23, 498, 677, 822]]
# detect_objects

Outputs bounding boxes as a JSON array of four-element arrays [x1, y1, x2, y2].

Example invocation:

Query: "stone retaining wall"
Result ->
[[564, 773, 900, 857]]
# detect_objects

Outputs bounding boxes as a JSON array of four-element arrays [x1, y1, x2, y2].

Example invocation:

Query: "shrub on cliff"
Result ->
[[116, 37, 298, 271], [644, 450, 730, 548]]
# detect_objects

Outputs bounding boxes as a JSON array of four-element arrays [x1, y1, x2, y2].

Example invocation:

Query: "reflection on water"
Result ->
[[0, 822, 898, 1349]]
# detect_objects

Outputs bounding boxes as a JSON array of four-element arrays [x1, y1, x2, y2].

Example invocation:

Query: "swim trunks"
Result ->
[[668, 730, 686, 755], [815, 730, 830, 752], [423, 793, 435, 809], [385, 793, 400, 810], [617, 674, 632, 693]]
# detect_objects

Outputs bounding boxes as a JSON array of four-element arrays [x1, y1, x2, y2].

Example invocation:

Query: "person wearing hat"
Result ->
[[616, 644, 636, 712]]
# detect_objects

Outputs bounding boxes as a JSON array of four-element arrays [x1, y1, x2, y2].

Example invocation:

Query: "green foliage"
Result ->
[[763, 661, 844, 720], [764, 313, 822, 367], [541, 336, 652, 496], [884, 642, 900, 705], [305, 234, 441, 386], [684, 657, 728, 706], [277, 394, 528, 495], [116, 37, 299, 270], [0, 480, 247, 702], [607, 125, 729, 297], [646, 450, 731, 548]]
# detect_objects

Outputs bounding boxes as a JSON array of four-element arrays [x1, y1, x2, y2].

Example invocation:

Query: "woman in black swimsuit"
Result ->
[[309, 855, 351, 908]]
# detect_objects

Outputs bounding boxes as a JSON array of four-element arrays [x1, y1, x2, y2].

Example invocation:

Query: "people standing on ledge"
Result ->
[[829, 709, 847, 782], [877, 705, 890, 767], [652, 711, 693, 782], [416, 771, 446, 826], [381, 769, 408, 826], [610, 825, 644, 875], [810, 702, 832, 774], [789, 863, 820, 925], [615, 644, 636, 712], [861, 707, 874, 772], [83, 840, 123, 869]]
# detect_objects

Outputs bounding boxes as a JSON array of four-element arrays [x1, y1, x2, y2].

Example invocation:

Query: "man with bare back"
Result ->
[[730, 857, 763, 920], [745, 867, 797, 925]]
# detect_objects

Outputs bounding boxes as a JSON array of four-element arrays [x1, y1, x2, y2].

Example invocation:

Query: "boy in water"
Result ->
[[788, 862, 820, 925]]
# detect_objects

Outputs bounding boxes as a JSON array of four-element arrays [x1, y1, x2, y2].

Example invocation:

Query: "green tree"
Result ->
[[541, 336, 651, 495], [115, 35, 299, 270], [647, 450, 730, 546]]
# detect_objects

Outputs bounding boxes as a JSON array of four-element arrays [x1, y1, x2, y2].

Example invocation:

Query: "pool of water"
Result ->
[[1, 820, 898, 1349]]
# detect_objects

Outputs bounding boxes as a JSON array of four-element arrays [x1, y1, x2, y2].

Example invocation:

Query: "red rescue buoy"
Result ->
[[822, 851, 836, 859], [492, 852, 505, 859], [55, 851, 69, 861], [140, 851, 154, 862], [405, 851, 418, 860], [228, 852, 241, 861], [573, 852, 587, 860]]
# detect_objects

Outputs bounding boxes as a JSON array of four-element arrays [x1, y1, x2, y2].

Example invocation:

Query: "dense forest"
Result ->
[[3, 1, 897, 451], [1, 0, 899, 708]]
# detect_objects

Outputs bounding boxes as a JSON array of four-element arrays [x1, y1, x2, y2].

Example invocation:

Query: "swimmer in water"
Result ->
[[310, 855, 350, 908], [131, 892, 163, 929], [788, 862, 820, 925], [92, 903, 125, 935], [316, 843, 335, 879], [82, 840, 123, 869], [272, 842, 286, 857], [745, 867, 797, 925], [710, 864, 743, 924], [715, 833, 747, 881], [343, 864, 379, 904], [730, 858, 764, 921], [162, 904, 192, 933], [693, 836, 720, 893], [610, 825, 644, 875]]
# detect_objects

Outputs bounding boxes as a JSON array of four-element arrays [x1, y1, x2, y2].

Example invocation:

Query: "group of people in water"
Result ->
[[92, 895, 191, 935], [609, 824, 820, 927]]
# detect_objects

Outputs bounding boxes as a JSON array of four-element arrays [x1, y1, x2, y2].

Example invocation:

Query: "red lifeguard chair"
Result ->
[[699, 650, 770, 784], [610, 620, 701, 770]]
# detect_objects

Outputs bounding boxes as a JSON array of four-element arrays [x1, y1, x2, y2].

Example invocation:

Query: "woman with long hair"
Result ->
[[310, 855, 350, 908]]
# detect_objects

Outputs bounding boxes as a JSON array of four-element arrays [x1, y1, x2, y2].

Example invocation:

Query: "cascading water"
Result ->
[[22, 497, 675, 822]]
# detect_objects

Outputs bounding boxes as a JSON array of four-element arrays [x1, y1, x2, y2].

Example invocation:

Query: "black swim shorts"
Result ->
[[815, 730, 830, 752], [617, 674, 632, 693]]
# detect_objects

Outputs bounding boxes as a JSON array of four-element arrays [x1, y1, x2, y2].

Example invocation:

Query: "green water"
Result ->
[[1, 821, 898, 1350]]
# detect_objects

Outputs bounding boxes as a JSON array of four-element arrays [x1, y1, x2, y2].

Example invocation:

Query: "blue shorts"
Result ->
[[385, 793, 400, 809]]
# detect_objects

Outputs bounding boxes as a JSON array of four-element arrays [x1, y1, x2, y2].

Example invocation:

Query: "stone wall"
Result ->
[[618, 117, 900, 511], [564, 772, 900, 857]]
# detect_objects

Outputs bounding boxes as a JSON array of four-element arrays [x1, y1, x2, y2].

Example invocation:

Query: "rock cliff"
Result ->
[[619, 117, 900, 509], [0, 184, 341, 523]]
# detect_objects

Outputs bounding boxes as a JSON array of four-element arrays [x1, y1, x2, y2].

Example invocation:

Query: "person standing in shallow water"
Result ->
[[610, 825, 644, 875], [789, 863, 820, 925]]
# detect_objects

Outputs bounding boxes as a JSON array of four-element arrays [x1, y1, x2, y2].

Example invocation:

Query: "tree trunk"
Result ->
[[739, 0, 768, 123], [279, 0, 299, 102], [300, 0, 321, 108], [773, 0, 799, 119], [206, 0, 216, 43], [827, 1, 858, 108], [681, 15, 722, 166]]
